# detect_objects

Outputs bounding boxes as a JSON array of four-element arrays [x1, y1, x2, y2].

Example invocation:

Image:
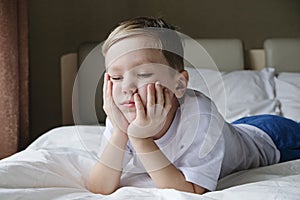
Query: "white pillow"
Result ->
[[186, 67, 279, 122], [275, 72, 300, 122]]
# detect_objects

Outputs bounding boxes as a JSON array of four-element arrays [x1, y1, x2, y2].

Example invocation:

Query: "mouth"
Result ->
[[120, 100, 135, 108]]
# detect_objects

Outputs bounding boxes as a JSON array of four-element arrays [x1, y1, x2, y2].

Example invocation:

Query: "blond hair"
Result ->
[[102, 16, 184, 71]]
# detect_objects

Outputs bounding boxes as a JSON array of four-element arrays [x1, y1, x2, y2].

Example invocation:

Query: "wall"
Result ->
[[28, 0, 300, 142]]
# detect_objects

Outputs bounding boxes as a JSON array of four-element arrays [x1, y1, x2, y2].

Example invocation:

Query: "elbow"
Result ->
[[89, 188, 115, 195], [192, 184, 208, 195], [88, 182, 116, 195], [88, 177, 116, 195]]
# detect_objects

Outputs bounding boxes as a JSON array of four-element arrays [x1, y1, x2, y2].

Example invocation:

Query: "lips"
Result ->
[[120, 100, 135, 108]]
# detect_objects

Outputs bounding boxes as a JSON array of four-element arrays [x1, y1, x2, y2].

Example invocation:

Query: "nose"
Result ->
[[121, 75, 137, 95]]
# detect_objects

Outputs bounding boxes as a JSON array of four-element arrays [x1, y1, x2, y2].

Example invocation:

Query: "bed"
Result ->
[[1, 38, 300, 200]]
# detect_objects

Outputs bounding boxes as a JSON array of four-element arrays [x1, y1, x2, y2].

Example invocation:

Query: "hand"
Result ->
[[103, 73, 129, 134], [127, 82, 172, 138]]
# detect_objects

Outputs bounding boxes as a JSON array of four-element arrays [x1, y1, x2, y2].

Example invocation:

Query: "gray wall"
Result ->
[[29, 0, 300, 142]]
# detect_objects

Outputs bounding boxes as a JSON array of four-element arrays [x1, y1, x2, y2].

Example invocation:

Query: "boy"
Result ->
[[88, 16, 300, 195]]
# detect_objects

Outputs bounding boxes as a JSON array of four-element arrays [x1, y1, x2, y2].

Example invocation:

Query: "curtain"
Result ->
[[0, 0, 29, 159]]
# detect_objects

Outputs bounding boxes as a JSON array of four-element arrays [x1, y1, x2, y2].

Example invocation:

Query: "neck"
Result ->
[[152, 96, 179, 140]]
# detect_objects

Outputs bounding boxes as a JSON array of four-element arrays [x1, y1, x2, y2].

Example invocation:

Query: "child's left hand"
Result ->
[[127, 82, 173, 138]]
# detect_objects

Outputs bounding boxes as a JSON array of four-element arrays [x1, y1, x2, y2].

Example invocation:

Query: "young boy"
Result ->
[[88, 16, 300, 195]]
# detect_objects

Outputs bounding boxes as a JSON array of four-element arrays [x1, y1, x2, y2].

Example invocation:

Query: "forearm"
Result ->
[[129, 137, 203, 194], [89, 130, 128, 194]]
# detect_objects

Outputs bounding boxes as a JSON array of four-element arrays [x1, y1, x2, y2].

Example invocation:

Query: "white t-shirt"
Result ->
[[101, 89, 280, 191]]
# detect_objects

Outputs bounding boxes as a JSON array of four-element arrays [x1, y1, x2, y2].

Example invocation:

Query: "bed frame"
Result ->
[[60, 38, 300, 125]]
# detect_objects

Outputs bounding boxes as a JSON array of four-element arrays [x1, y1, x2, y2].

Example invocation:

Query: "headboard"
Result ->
[[264, 38, 300, 72], [182, 38, 244, 71], [77, 39, 245, 71], [61, 38, 245, 125]]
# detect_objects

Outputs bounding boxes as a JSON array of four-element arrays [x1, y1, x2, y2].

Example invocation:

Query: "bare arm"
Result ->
[[129, 136, 207, 194], [88, 129, 128, 195], [88, 73, 130, 194]]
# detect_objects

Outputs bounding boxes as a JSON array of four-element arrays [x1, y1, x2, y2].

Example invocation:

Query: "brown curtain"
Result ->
[[0, 0, 29, 159]]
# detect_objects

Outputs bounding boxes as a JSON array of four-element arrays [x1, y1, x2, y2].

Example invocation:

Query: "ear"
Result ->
[[174, 70, 189, 98]]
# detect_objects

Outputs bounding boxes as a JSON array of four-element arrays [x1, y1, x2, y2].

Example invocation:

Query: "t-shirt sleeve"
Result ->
[[178, 138, 224, 191], [176, 114, 225, 191]]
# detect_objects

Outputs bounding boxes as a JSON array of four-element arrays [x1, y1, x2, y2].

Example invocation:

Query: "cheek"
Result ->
[[111, 84, 121, 101]]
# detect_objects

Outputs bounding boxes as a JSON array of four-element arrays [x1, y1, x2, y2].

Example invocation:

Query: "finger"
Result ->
[[103, 73, 109, 111], [155, 82, 164, 106], [107, 79, 112, 97], [134, 93, 146, 119], [103, 73, 109, 94], [104, 73, 113, 102], [147, 84, 155, 117], [108, 80, 116, 111], [154, 82, 164, 115], [103, 81, 111, 114], [164, 88, 172, 113], [147, 84, 155, 106]]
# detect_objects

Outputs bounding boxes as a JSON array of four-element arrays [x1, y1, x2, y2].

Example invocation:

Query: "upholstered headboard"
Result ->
[[181, 38, 244, 71], [264, 38, 300, 72], [77, 39, 245, 71], [185, 38, 244, 71], [61, 39, 245, 125]]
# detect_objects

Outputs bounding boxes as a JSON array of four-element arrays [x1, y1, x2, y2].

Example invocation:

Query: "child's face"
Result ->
[[106, 49, 178, 122]]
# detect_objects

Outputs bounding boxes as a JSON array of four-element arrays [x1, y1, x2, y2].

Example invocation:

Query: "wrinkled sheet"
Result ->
[[1, 125, 300, 200]]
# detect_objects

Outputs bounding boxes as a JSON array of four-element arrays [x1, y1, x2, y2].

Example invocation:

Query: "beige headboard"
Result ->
[[264, 38, 300, 72], [60, 38, 258, 125]]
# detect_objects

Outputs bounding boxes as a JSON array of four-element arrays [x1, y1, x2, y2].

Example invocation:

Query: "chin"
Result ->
[[124, 112, 136, 123]]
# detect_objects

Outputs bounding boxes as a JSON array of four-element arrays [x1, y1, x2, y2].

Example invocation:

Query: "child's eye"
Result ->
[[110, 76, 123, 81], [137, 73, 153, 79]]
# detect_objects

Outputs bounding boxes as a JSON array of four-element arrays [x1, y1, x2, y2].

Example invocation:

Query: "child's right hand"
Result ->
[[103, 73, 129, 134]]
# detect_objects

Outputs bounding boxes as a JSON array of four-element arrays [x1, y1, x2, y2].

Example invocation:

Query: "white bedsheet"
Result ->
[[1, 125, 300, 200]]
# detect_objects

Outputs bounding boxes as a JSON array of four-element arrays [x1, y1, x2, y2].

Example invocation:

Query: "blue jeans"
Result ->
[[232, 114, 300, 162]]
